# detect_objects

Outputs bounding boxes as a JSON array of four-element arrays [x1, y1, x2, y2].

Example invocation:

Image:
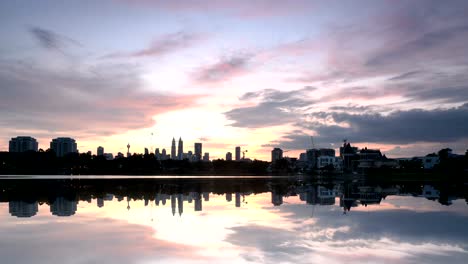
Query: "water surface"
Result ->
[[0, 176, 467, 264]]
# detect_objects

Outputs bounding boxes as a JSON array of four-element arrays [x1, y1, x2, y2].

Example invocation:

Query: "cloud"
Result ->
[[0, 60, 201, 143], [29, 27, 80, 52], [193, 54, 252, 84], [224, 87, 316, 128], [387, 71, 423, 81], [103, 31, 203, 58], [280, 104, 468, 148]]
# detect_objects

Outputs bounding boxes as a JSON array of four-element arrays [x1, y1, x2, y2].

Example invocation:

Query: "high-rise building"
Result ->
[[97, 146, 104, 156], [203, 152, 210, 162], [144, 148, 149, 155], [9, 136, 38, 152], [235, 146, 241, 161], [194, 143, 202, 161], [271, 148, 283, 163], [177, 137, 183, 160], [50, 137, 77, 157], [171, 138, 176, 159], [162, 148, 167, 160], [226, 152, 232, 161]]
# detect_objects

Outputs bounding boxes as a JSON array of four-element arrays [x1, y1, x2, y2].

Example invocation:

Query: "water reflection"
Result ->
[[0, 177, 467, 264], [0, 177, 467, 218]]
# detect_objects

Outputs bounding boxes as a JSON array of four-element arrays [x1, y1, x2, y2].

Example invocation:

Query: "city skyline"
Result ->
[[1, 1, 468, 161]]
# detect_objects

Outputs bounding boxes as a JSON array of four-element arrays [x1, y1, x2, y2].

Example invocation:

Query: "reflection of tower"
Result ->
[[271, 191, 283, 206], [97, 198, 104, 208], [171, 138, 176, 159], [235, 192, 241, 207], [171, 194, 176, 216], [177, 137, 183, 160], [203, 192, 210, 201], [127, 196, 131, 211], [226, 193, 232, 202], [9, 201, 39, 218], [177, 194, 183, 216], [194, 192, 202, 212], [127, 143, 131, 158], [50, 197, 78, 216]]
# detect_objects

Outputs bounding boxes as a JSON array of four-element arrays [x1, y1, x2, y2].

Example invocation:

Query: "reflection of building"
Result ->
[[194, 143, 202, 161], [271, 148, 283, 163], [194, 193, 202, 211], [97, 198, 104, 208], [271, 191, 283, 206], [235, 146, 241, 161], [9, 136, 39, 152], [226, 193, 232, 202], [50, 197, 77, 216], [171, 194, 176, 216], [9, 201, 38, 217], [203, 192, 210, 201], [50, 137, 78, 157], [235, 192, 241, 207], [177, 194, 183, 216]]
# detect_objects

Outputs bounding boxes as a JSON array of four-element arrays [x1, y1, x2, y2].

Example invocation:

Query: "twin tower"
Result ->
[[171, 137, 184, 160]]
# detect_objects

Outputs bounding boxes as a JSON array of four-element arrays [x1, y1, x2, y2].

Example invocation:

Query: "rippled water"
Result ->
[[0, 176, 467, 264]]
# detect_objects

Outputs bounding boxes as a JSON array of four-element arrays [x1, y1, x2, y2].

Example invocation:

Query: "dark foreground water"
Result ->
[[0, 176, 467, 264]]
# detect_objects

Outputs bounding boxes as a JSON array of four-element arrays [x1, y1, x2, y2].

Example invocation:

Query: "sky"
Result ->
[[1, 0, 467, 160]]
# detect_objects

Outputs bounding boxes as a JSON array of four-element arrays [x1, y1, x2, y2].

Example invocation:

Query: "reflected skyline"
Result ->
[[2, 177, 466, 218]]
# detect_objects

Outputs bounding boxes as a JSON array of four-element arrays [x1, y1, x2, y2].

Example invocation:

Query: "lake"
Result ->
[[0, 176, 467, 264]]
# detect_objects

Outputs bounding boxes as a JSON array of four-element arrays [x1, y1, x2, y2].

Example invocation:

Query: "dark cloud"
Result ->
[[367, 25, 468, 67], [193, 54, 252, 83], [225, 87, 316, 128], [292, 104, 468, 146], [103, 31, 203, 58], [387, 70, 423, 81], [29, 27, 80, 52]]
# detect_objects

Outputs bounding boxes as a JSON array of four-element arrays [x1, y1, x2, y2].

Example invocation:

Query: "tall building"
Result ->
[[144, 148, 149, 155], [171, 138, 176, 159], [203, 152, 210, 162], [50, 137, 77, 157], [235, 146, 241, 161], [194, 143, 202, 161], [271, 148, 283, 163], [97, 146, 104, 156], [9, 136, 38, 152], [162, 148, 167, 160], [226, 152, 232, 161], [177, 137, 183, 160]]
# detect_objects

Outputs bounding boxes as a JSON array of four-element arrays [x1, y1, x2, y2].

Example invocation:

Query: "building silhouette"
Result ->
[[50, 137, 77, 157], [9, 136, 38, 152], [271, 148, 283, 163], [97, 146, 104, 156], [235, 147, 241, 161], [203, 152, 210, 162], [171, 138, 176, 159], [194, 143, 202, 161], [226, 152, 232, 161], [177, 137, 183, 160]]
